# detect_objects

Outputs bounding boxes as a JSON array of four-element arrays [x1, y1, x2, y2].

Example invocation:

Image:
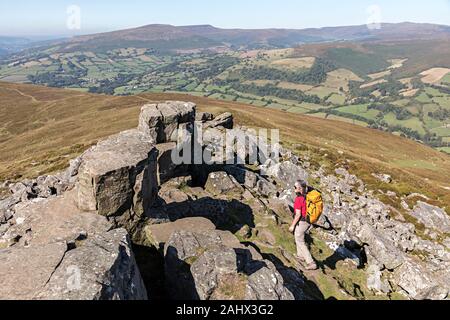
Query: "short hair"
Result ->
[[295, 180, 307, 188]]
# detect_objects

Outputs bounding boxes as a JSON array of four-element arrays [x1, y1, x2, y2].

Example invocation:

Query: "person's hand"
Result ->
[[289, 225, 295, 233]]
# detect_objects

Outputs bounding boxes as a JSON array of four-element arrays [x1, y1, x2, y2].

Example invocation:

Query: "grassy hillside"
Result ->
[[0, 82, 449, 211], [1, 37, 449, 153]]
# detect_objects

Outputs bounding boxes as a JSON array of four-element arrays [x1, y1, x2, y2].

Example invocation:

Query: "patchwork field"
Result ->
[[270, 57, 315, 70], [420, 68, 450, 84]]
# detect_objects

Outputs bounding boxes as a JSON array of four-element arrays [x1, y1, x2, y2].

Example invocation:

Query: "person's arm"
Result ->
[[289, 209, 302, 233]]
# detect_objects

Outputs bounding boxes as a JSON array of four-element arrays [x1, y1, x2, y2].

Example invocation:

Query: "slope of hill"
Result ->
[[0, 82, 448, 210]]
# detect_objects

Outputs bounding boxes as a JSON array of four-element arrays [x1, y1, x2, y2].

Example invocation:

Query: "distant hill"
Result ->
[[0, 36, 34, 56], [42, 22, 450, 53]]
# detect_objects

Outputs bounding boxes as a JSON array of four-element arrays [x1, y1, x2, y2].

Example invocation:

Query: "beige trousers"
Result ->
[[294, 221, 315, 265]]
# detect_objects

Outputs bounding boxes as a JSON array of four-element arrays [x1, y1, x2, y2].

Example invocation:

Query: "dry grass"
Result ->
[[360, 79, 388, 89], [325, 68, 363, 91], [0, 82, 145, 180], [0, 81, 449, 210], [420, 68, 450, 84], [270, 57, 315, 70], [368, 70, 391, 80], [401, 88, 419, 97]]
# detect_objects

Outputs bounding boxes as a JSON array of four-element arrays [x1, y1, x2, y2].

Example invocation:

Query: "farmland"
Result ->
[[0, 38, 449, 153]]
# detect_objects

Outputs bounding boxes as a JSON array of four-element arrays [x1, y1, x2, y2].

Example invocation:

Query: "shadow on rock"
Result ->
[[132, 244, 168, 300], [317, 239, 366, 271], [164, 246, 201, 300], [151, 196, 256, 234], [242, 242, 326, 301]]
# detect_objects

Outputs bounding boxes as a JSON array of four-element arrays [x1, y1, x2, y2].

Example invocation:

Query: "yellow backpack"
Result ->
[[306, 190, 324, 224]]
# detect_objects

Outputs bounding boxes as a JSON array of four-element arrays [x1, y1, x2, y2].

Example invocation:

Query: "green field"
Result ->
[[336, 104, 380, 121], [440, 73, 450, 85], [327, 93, 346, 105], [416, 92, 433, 103], [432, 96, 450, 109], [286, 106, 311, 114], [383, 112, 426, 135]]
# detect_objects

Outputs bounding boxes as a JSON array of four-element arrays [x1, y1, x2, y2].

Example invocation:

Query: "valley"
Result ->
[[1, 25, 449, 153]]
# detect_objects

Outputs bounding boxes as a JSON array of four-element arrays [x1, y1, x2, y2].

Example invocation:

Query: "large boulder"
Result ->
[[410, 202, 450, 234], [224, 166, 259, 189], [195, 112, 213, 123], [346, 221, 405, 270], [0, 197, 16, 225], [0, 195, 147, 300], [1, 192, 111, 248], [76, 129, 158, 230], [204, 112, 233, 130], [261, 161, 309, 189], [0, 229, 147, 300], [393, 258, 449, 300], [155, 142, 189, 185], [255, 178, 278, 198], [164, 230, 295, 300], [204, 171, 244, 196], [138, 102, 196, 144], [144, 217, 216, 251], [37, 228, 147, 300]]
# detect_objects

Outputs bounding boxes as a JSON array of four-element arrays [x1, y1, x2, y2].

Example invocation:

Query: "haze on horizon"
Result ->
[[0, 0, 449, 38]]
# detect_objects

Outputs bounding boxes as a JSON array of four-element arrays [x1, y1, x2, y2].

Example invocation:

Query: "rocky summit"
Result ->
[[0, 101, 449, 300]]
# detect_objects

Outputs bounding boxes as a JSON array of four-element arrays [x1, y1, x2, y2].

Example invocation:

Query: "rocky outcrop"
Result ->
[[76, 129, 159, 230], [204, 171, 244, 196], [0, 101, 199, 300], [393, 257, 448, 300], [144, 217, 216, 251], [372, 173, 393, 184], [138, 102, 196, 143], [1, 100, 449, 301], [164, 230, 295, 300], [0, 193, 147, 300], [203, 112, 233, 130], [261, 160, 309, 189], [410, 201, 450, 233]]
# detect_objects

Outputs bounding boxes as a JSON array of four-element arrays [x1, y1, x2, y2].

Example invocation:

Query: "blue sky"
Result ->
[[1, 0, 449, 37]]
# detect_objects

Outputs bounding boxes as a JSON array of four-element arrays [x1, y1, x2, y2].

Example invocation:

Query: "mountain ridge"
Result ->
[[53, 22, 450, 52]]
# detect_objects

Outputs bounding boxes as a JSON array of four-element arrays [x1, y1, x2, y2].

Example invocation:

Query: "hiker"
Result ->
[[289, 180, 318, 270]]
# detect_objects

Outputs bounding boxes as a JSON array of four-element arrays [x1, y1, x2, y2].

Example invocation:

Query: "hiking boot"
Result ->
[[304, 262, 318, 271]]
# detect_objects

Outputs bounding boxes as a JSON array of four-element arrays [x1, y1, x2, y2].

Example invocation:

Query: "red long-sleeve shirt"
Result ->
[[294, 196, 307, 219]]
